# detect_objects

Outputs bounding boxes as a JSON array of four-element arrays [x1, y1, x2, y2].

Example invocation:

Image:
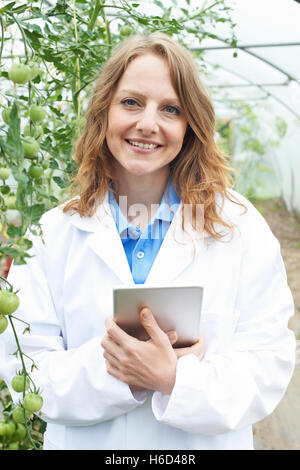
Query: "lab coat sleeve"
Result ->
[[151, 207, 296, 435], [0, 230, 147, 427]]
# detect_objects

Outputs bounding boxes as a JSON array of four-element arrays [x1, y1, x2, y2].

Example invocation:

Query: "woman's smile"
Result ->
[[124, 138, 163, 153]]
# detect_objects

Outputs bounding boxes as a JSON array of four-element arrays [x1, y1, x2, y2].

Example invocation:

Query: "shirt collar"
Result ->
[[108, 178, 180, 236]]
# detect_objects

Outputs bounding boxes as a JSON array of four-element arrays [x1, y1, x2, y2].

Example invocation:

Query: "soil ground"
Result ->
[[251, 198, 300, 450]]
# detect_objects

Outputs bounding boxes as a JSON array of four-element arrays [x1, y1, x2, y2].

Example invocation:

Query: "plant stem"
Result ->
[[7, 315, 37, 449], [9, 14, 29, 62], [102, 7, 112, 58], [0, 15, 4, 64], [0, 275, 13, 290], [71, 0, 81, 116]]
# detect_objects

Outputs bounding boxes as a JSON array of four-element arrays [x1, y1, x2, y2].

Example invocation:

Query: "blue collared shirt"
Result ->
[[108, 179, 181, 284]]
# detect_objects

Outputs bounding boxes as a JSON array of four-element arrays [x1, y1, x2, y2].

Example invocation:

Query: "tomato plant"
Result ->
[[0, 315, 8, 333], [8, 63, 31, 84], [23, 123, 44, 142], [28, 165, 44, 179], [3, 194, 17, 210], [0, 167, 10, 180], [22, 136, 40, 159], [120, 25, 133, 37], [0, 290, 19, 315], [23, 393, 43, 413], [11, 375, 30, 393], [29, 105, 46, 123]]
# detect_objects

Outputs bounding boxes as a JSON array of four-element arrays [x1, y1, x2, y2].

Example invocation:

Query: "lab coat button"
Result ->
[[129, 227, 140, 240], [137, 251, 144, 259]]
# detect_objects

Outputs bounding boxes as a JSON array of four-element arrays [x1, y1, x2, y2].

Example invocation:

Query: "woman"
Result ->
[[0, 32, 295, 450]]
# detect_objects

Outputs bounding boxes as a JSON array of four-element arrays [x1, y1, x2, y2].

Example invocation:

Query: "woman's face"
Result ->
[[106, 53, 188, 180]]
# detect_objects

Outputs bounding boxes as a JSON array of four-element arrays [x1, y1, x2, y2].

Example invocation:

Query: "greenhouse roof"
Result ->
[[192, 0, 300, 120]]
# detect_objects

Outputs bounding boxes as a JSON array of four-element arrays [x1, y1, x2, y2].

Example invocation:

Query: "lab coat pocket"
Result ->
[[199, 309, 241, 355]]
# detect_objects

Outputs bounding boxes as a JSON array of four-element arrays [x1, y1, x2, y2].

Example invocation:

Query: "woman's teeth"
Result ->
[[128, 140, 159, 149]]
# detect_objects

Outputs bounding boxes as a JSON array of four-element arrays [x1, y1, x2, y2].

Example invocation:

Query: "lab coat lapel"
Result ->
[[69, 193, 134, 285], [145, 203, 205, 284]]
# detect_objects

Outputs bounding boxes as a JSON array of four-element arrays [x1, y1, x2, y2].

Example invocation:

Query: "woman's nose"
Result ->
[[136, 108, 159, 134]]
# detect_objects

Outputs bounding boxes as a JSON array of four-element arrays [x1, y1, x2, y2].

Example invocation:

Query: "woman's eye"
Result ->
[[164, 105, 180, 115], [122, 98, 138, 107]]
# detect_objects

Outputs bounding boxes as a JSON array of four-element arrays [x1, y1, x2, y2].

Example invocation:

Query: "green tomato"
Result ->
[[28, 63, 40, 81], [22, 136, 40, 158], [24, 122, 44, 141], [0, 290, 20, 315], [4, 420, 16, 438], [0, 422, 6, 436], [0, 314, 8, 334], [0, 184, 10, 195], [12, 423, 26, 442], [4, 194, 17, 209], [2, 107, 12, 125], [0, 167, 10, 180], [12, 406, 32, 424], [23, 392, 43, 413], [8, 63, 31, 84], [120, 25, 133, 37], [28, 164, 44, 179], [41, 159, 49, 169], [29, 105, 46, 122], [7, 442, 19, 450], [11, 374, 30, 393]]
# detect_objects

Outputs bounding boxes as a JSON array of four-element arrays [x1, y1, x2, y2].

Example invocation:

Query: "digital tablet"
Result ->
[[113, 285, 203, 348]]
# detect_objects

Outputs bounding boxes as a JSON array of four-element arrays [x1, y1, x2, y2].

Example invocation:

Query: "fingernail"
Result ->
[[168, 331, 177, 342], [141, 308, 150, 320]]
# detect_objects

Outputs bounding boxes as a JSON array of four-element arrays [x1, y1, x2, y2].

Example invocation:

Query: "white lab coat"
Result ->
[[0, 189, 296, 450]]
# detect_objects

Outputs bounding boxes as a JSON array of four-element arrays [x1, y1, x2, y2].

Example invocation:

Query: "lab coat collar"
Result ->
[[107, 177, 180, 237], [67, 192, 212, 285]]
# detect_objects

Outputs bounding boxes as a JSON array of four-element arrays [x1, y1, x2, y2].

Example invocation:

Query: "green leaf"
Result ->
[[6, 102, 23, 164], [23, 204, 46, 225], [6, 225, 23, 238], [53, 176, 70, 189], [154, 0, 164, 8], [0, 2, 16, 13], [11, 3, 27, 13], [11, 166, 28, 185], [49, 159, 59, 169], [20, 21, 43, 34]]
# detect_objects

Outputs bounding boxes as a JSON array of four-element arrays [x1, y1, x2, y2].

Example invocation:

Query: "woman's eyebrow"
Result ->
[[117, 89, 181, 105]]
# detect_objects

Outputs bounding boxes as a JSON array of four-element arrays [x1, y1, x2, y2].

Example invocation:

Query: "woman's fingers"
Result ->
[[101, 332, 123, 358], [166, 330, 178, 345], [103, 350, 120, 369], [175, 335, 205, 359], [105, 316, 135, 347], [139, 308, 171, 346]]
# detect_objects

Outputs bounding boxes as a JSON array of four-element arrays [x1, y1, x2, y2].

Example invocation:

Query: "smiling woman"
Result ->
[[63, 33, 245, 240], [0, 32, 295, 451]]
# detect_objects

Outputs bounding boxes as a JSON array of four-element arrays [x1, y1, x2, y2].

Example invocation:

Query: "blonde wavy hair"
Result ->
[[63, 32, 247, 240]]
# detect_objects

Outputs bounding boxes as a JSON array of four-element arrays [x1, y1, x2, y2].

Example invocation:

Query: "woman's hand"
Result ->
[[174, 335, 205, 361], [101, 308, 178, 395], [101, 308, 205, 395]]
